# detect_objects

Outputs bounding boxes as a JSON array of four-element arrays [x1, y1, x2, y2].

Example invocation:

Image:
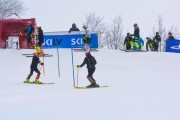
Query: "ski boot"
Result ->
[[34, 79, 42, 84], [86, 83, 99, 88], [24, 79, 31, 83]]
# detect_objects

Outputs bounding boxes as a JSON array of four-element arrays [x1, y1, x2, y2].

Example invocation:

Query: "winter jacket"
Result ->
[[80, 54, 97, 69], [30, 55, 40, 69]]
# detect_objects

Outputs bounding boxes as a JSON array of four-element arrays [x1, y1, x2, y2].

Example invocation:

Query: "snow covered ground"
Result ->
[[0, 48, 180, 120]]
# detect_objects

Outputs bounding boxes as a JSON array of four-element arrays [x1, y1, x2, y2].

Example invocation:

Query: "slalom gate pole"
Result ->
[[42, 48, 45, 75], [71, 48, 75, 87], [76, 68, 79, 87], [57, 47, 60, 78]]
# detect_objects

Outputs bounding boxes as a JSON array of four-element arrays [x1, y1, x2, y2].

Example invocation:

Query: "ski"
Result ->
[[75, 86, 108, 89], [26, 55, 53, 57], [125, 50, 147, 52], [24, 81, 54, 84], [22, 53, 49, 55], [73, 48, 99, 52]]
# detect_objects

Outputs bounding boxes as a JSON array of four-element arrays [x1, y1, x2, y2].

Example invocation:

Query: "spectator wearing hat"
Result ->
[[69, 23, 80, 33], [153, 32, 161, 51], [22, 21, 34, 48], [167, 32, 175, 40]]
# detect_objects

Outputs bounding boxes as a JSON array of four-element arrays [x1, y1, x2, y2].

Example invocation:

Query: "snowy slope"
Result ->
[[0, 49, 180, 120]]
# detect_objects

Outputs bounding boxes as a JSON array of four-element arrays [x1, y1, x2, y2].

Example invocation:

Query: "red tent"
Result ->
[[0, 18, 37, 48]]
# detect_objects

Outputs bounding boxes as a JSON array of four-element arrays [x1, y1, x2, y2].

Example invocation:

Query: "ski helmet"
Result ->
[[83, 25, 87, 29], [72, 23, 76, 28], [133, 23, 138, 27]]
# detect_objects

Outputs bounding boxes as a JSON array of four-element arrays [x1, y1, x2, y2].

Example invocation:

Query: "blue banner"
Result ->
[[166, 39, 180, 53], [42, 32, 98, 49]]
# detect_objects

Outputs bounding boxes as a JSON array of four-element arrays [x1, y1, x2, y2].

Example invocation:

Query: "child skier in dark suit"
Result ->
[[76, 51, 99, 87], [25, 51, 44, 84]]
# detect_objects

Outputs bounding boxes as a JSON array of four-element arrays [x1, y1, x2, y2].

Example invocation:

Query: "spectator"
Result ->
[[146, 37, 154, 51], [69, 23, 80, 33], [37, 26, 44, 47], [153, 32, 161, 51], [22, 21, 34, 48], [123, 33, 133, 50]]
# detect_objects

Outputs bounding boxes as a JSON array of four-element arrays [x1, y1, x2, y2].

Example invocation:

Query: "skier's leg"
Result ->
[[25, 68, 33, 83], [87, 68, 99, 87], [34, 68, 41, 84]]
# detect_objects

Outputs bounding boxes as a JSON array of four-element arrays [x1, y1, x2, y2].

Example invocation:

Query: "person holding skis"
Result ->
[[22, 21, 34, 49], [25, 51, 44, 84], [69, 23, 80, 33], [76, 51, 99, 88], [153, 32, 161, 51]]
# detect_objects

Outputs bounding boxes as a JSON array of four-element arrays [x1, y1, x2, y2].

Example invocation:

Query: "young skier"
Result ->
[[76, 51, 99, 88], [25, 51, 44, 84]]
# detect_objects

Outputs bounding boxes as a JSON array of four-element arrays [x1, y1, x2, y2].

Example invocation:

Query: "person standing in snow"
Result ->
[[131, 23, 140, 39], [22, 21, 34, 49], [37, 26, 44, 47], [123, 33, 133, 50], [69, 23, 80, 33], [76, 51, 99, 88], [153, 32, 161, 51], [131, 23, 141, 49], [146, 37, 154, 51], [167, 32, 175, 40], [25, 51, 44, 84]]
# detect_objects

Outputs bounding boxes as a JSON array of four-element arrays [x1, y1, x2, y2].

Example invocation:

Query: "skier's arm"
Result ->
[[80, 58, 87, 67]]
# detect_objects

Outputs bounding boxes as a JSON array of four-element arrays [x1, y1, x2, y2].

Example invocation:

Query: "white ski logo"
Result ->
[[171, 44, 180, 50]]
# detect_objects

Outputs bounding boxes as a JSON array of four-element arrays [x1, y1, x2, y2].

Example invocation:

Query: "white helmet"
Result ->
[[83, 25, 87, 29]]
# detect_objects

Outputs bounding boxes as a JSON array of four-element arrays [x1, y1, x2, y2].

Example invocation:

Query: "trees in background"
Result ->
[[84, 12, 180, 51], [0, 0, 24, 19], [84, 12, 123, 50]]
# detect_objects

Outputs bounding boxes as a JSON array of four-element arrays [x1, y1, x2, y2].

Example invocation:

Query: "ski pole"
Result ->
[[57, 47, 60, 78], [71, 48, 75, 87]]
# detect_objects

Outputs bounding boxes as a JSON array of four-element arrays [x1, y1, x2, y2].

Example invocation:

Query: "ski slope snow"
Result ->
[[0, 49, 180, 120]]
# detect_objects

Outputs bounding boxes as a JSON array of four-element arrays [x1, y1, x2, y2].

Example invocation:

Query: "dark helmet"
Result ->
[[127, 32, 130, 36], [133, 23, 138, 27], [156, 32, 159, 35], [168, 32, 172, 35], [72, 23, 76, 28], [146, 37, 150, 40]]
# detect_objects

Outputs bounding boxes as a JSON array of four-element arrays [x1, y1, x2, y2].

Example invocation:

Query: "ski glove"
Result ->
[[76, 65, 80, 69], [19, 31, 22, 36], [41, 63, 44, 65]]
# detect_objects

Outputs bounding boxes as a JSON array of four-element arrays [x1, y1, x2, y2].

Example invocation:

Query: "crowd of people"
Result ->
[[123, 23, 175, 51]]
